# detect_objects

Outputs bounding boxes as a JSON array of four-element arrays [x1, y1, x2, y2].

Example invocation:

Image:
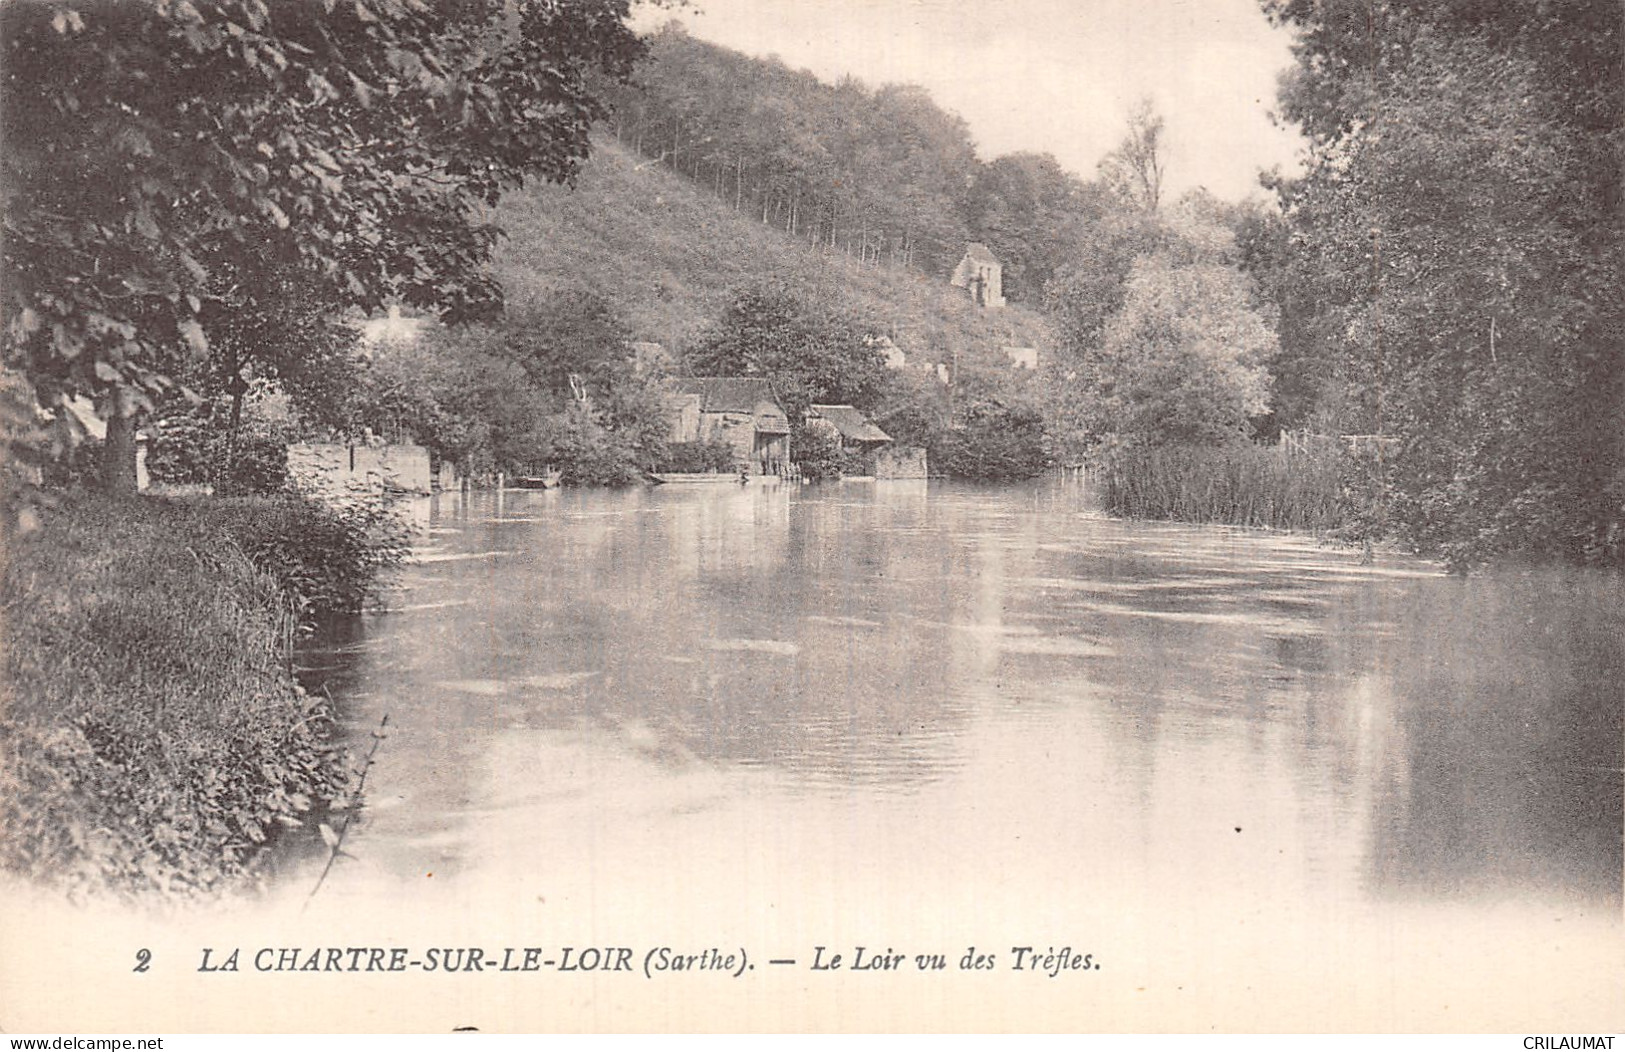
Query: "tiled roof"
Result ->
[[810, 404, 891, 443], [668, 377, 784, 414]]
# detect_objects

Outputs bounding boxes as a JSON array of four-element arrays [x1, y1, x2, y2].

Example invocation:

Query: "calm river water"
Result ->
[[289, 479, 1621, 1030]]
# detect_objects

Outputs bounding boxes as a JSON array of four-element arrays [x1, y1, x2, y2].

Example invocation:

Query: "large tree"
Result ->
[[1092, 251, 1275, 447], [685, 280, 890, 419], [1264, 0, 1624, 567], [2, 0, 642, 489], [1098, 97, 1166, 214], [500, 289, 634, 399], [1044, 178, 1278, 456]]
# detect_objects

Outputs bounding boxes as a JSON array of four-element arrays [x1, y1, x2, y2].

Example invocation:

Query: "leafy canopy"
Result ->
[[1263, 0, 1624, 567], [685, 279, 891, 418], [2, 0, 643, 435]]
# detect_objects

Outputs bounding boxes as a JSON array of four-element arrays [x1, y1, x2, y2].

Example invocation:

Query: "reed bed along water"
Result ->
[[1097, 443, 1353, 534]]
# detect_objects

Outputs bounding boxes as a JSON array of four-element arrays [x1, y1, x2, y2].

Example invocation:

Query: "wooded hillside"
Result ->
[[493, 134, 1056, 375]]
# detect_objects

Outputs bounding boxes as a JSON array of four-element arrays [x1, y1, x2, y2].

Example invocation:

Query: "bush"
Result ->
[[143, 409, 214, 484], [38, 438, 103, 489], [146, 405, 289, 496], [550, 424, 647, 486], [655, 438, 738, 473], [0, 495, 358, 899], [203, 493, 412, 621], [791, 422, 846, 481], [213, 432, 290, 496], [928, 402, 1049, 481], [532, 404, 649, 486]]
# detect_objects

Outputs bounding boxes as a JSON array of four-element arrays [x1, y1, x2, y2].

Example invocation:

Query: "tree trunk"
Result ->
[[100, 403, 138, 494], [222, 370, 249, 492]]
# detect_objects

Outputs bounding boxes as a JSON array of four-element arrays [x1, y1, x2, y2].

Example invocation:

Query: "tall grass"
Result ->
[[1098, 443, 1352, 534], [203, 494, 411, 622], [0, 494, 399, 899]]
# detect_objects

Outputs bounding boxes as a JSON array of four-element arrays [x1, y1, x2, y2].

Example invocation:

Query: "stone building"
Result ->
[[951, 242, 1005, 309], [665, 377, 791, 474], [804, 404, 929, 478], [805, 404, 892, 470]]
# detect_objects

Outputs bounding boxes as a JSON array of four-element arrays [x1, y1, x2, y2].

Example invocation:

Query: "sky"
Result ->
[[630, 0, 1308, 202]]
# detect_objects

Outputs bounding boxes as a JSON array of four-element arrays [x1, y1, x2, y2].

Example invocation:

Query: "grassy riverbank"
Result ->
[[1097, 443, 1370, 537], [0, 493, 404, 899]]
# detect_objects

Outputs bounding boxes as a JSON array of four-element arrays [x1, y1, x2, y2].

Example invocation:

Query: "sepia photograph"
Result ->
[[0, 0, 1620, 1037]]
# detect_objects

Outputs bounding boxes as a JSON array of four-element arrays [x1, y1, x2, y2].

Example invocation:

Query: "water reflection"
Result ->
[[299, 480, 1621, 910], [1367, 569, 1623, 901]]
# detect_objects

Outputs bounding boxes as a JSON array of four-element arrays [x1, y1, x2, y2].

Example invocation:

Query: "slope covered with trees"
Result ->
[[492, 134, 1055, 370], [597, 23, 1113, 308]]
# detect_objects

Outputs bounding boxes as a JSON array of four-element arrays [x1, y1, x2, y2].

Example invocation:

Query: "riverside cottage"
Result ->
[[804, 404, 929, 479], [665, 377, 791, 475], [805, 403, 892, 473]]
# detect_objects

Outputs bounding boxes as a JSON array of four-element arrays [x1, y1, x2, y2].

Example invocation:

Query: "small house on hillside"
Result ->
[[1002, 345, 1038, 370], [951, 242, 1005, 309], [665, 377, 791, 475], [867, 334, 908, 371]]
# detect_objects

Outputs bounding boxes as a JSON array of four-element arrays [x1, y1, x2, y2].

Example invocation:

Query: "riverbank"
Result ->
[[0, 493, 405, 899]]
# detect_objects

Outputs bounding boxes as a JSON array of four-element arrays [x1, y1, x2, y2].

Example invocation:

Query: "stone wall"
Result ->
[[699, 411, 756, 466], [875, 445, 929, 479], [286, 441, 433, 500], [667, 393, 704, 443]]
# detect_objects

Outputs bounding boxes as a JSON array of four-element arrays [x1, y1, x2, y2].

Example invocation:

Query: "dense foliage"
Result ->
[[1091, 252, 1275, 446], [1259, 0, 1624, 568], [0, 496, 371, 898], [145, 398, 291, 496], [2, 0, 643, 488], [601, 24, 1132, 305], [929, 401, 1050, 482], [336, 296, 671, 485], [687, 280, 893, 418], [789, 422, 847, 482], [967, 153, 1113, 306], [608, 25, 980, 279], [1043, 187, 1279, 459], [208, 495, 412, 621]]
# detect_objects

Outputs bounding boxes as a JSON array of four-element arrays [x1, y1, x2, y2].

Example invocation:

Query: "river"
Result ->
[[284, 478, 1620, 1031]]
